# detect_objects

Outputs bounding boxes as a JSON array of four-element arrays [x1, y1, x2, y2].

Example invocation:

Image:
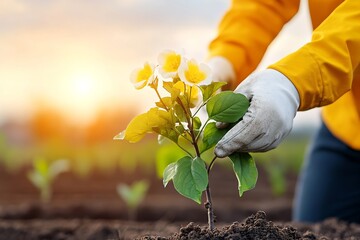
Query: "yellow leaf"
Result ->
[[155, 97, 173, 109], [123, 112, 151, 143], [123, 108, 173, 143], [147, 108, 173, 128]]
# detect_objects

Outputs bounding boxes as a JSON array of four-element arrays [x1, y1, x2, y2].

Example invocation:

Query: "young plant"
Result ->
[[117, 180, 149, 220], [115, 50, 258, 230], [27, 158, 69, 203]]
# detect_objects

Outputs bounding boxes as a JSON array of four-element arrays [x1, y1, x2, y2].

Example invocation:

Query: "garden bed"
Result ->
[[0, 165, 359, 239], [1, 211, 360, 239]]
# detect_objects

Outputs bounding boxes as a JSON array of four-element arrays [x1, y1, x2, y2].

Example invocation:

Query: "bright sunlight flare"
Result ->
[[72, 73, 96, 97], [60, 71, 102, 124]]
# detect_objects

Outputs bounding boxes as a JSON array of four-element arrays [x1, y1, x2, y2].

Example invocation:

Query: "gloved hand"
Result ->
[[215, 69, 300, 157]]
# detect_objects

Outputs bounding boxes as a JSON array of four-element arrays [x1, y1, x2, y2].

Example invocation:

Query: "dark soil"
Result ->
[[140, 211, 360, 240], [0, 211, 359, 240], [143, 212, 309, 240], [1, 166, 360, 239]]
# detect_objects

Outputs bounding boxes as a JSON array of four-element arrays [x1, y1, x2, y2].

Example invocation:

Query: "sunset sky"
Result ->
[[0, 0, 317, 126]]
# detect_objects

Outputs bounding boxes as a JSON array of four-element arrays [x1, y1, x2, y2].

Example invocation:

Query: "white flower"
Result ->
[[178, 58, 212, 86], [157, 50, 183, 78], [130, 62, 155, 90]]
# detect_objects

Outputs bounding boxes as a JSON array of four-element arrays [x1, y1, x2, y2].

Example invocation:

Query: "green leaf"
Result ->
[[206, 91, 249, 123], [34, 159, 49, 178], [191, 157, 208, 192], [193, 117, 201, 130], [266, 163, 286, 196], [176, 124, 185, 135], [156, 144, 187, 178], [174, 103, 187, 122], [199, 82, 227, 102], [199, 122, 228, 153], [163, 162, 177, 187], [172, 156, 207, 204], [49, 159, 69, 178], [153, 127, 179, 143], [27, 171, 44, 189], [229, 152, 258, 197], [117, 180, 149, 209]]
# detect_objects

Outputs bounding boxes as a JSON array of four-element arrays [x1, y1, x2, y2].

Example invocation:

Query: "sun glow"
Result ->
[[72, 73, 96, 96], [60, 71, 102, 124]]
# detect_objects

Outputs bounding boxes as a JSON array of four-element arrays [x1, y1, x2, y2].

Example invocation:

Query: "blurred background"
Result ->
[[0, 0, 321, 221]]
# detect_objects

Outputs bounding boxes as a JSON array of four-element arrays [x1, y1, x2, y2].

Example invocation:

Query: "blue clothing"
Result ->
[[293, 121, 360, 223]]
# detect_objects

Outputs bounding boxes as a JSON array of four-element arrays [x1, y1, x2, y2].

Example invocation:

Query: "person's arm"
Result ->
[[209, 0, 300, 88], [215, 0, 360, 157], [270, 0, 360, 110]]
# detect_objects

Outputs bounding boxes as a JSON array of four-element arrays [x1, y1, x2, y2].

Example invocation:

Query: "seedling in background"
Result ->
[[115, 50, 258, 230], [27, 158, 69, 203], [117, 180, 149, 220]]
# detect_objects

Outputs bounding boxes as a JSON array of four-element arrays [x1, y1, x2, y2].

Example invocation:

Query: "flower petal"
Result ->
[[130, 62, 155, 89], [178, 59, 212, 86], [158, 50, 182, 79]]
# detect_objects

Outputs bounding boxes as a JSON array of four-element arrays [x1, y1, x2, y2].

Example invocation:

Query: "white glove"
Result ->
[[215, 69, 300, 157]]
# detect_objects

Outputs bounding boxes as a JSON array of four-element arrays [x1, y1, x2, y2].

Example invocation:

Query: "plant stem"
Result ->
[[176, 143, 194, 158], [178, 92, 214, 229], [41, 185, 51, 204], [191, 128, 201, 157], [208, 156, 217, 174], [128, 208, 137, 221], [189, 86, 193, 107], [192, 102, 206, 117], [173, 124, 192, 143], [205, 185, 215, 231], [195, 118, 210, 142], [205, 156, 217, 231], [154, 87, 169, 111], [177, 99, 201, 156]]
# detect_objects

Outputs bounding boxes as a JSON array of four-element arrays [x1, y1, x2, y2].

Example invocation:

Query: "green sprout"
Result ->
[[115, 51, 258, 230], [117, 180, 149, 220], [27, 158, 69, 203]]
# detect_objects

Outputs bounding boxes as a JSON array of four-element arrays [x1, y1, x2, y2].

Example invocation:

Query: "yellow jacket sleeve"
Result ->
[[209, 0, 300, 87], [270, 0, 360, 110]]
